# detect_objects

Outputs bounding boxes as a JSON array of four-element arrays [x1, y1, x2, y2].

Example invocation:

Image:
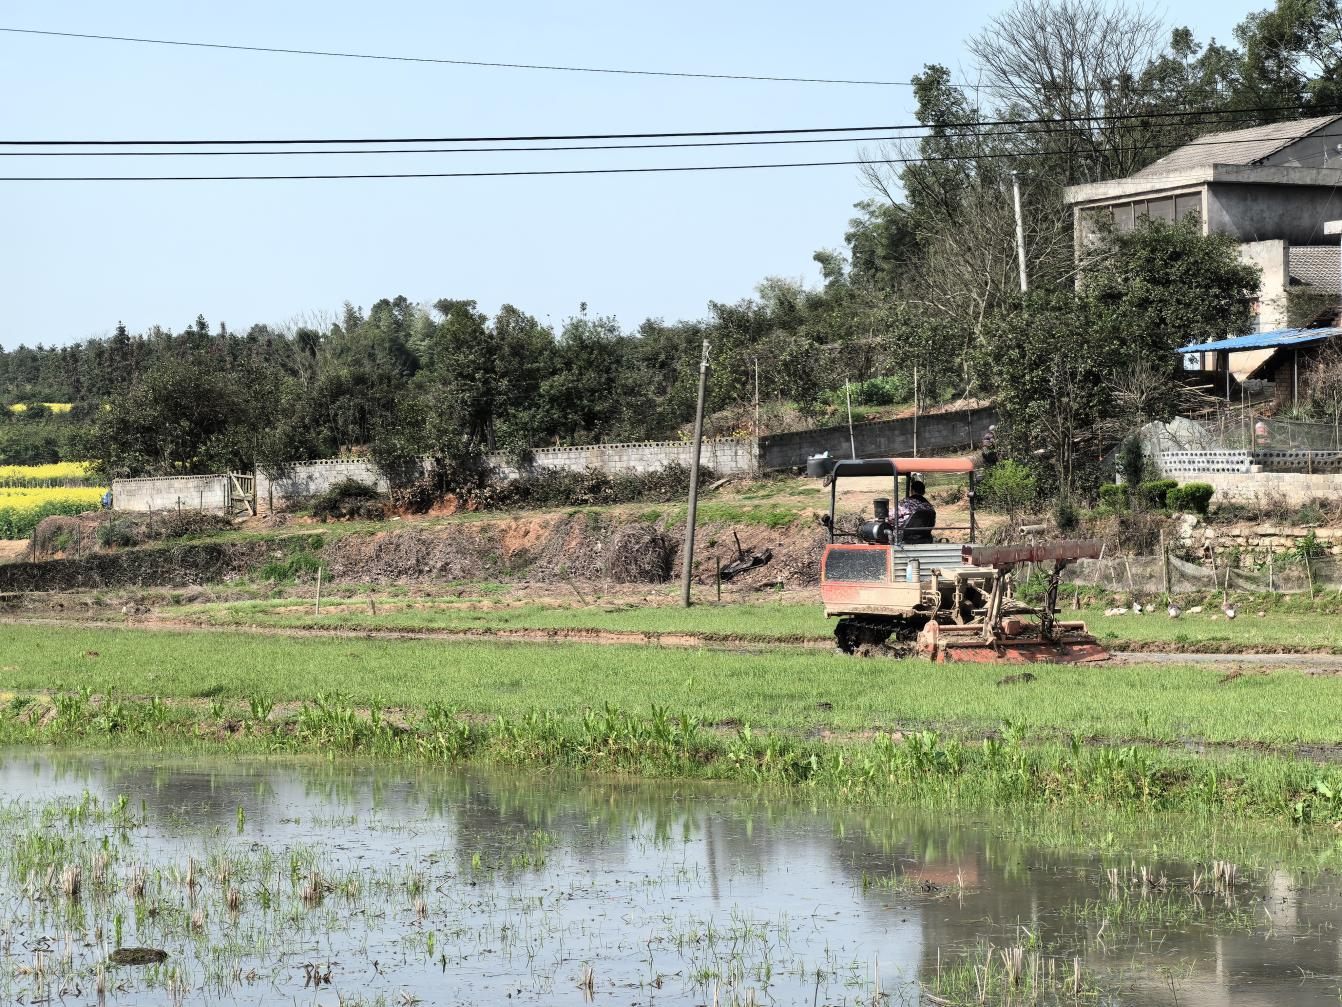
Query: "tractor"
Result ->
[[818, 457, 1107, 663]]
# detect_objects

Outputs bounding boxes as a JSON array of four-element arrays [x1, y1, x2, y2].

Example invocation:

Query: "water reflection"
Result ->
[[0, 750, 1337, 1006]]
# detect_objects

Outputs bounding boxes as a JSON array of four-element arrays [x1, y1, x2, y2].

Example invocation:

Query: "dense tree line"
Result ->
[[1, 0, 1333, 492]]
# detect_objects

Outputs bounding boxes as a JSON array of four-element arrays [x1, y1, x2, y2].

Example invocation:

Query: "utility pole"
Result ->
[[1011, 171, 1029, 293], [844, 379, 856, 458], [913, 365, 919, 456], [680, 340, 710, 608], [752, 356, 760, 438]]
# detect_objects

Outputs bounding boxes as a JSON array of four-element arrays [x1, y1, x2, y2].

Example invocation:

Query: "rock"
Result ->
[[996, 672, 1037, 687], [109, 947, 168, 966]]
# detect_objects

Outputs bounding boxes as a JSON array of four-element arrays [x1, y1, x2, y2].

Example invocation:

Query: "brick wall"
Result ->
[[489, 439, 758, 479], [257, 459, 387, 513], [758, 406, 997, 471], [112, 475, 233, 513]]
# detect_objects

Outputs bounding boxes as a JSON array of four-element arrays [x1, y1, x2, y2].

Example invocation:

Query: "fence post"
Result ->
[[1160, 531, 1170, 598]]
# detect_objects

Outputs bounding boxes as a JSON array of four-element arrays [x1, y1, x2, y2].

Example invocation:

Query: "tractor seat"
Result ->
[[901, 508, 936, 545]]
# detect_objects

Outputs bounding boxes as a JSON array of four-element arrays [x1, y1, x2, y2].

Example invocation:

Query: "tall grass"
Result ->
[[2, 691, 1340, 825]]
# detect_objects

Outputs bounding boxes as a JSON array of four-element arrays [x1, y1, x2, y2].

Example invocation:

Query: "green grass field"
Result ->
[[4, 622, 1341, 747]]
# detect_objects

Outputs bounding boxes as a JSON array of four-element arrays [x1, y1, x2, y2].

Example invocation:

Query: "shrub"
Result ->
[[1116, 435, 1146, 487], [96, 518, 139, 548], [155, 511, 234, 540], [483, 464, 710, 510], [1166, 482, 1213, 516], [309, 479, 388, 521], [1053, 497, 1079, 532], [1135, 479, 1178, 509], [975, 460, 1036, 518], [1097, 483, 1128, 512]]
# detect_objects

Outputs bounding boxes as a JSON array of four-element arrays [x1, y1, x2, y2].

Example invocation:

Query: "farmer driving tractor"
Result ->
[[896, 478, 936, 544]]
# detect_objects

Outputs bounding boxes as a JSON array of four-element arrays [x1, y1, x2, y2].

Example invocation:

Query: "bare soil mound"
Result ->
[[1, 510, 825, 591]]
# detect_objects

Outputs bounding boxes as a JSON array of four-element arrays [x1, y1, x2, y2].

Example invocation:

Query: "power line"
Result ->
[[0, 107, 1309, 158], [6, 126, 1342, 180], [0, 101, 1327, 147], [0, 25, 1286, 101], [0, 26, 914, 87]]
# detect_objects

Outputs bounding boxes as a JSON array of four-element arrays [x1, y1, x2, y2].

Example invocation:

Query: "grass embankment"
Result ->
[[3, 623, 1342, 825]]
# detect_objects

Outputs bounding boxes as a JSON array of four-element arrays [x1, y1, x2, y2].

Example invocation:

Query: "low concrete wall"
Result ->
[[112, 475, 232, 513], [1157, 451, 1253, 475], [759, 406, 997, 471], [1199, 471, 1342, 505], [1157, 449, 1342, 476], [257, 459, 387, 513], [490, 439, 757, 479]]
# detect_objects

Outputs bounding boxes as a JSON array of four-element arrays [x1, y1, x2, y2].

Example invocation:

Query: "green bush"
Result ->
[[309, 479, 388, 521], [818, 375, 911, 409], [1053, 497, 1079, 531], [975, 460, 1037, 515], [96, 518, 139, 548], [1097, 483, 1128, 512], [1116, 436, 1147, 487], [1166, 482, 1213, 516], [1135, 479, 1178, 509]]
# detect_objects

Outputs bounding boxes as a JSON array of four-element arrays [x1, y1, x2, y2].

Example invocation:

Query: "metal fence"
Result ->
[[1063, 555, 1342, 595], [1253, 416, 1342, 450]]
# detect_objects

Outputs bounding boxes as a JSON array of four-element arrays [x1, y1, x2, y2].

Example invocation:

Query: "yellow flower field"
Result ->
[[0, 462, 93, 486], [5, 402, 73, 414], [0, 486, 106, 539]]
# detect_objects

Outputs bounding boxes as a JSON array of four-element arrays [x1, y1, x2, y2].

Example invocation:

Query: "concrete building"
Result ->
[[1064, 115, 1342, 355]]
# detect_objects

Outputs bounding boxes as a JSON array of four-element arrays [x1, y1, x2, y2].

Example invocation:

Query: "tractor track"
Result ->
[[0, 615, 833, 655], [4, 614, 1342, 670]]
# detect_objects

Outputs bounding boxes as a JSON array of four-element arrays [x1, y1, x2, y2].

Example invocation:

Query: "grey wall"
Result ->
[[1206, 184, 1342, 245], [1195, 470, 1342, 505], [490, 439, 757, 480], [759, 406, 997, 470], [157, 414, 991, 516], [257, 459, 387, 513], [112, 475, 232, 513]]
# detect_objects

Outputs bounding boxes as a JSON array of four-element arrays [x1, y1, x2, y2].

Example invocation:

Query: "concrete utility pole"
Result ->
[[844, 379, 856, 459], [680, 340, 711, 607], [1011, 171, 1029, 293]]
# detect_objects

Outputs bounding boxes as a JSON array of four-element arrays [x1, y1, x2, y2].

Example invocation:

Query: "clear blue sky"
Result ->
[[0, 0, 1259, 348]]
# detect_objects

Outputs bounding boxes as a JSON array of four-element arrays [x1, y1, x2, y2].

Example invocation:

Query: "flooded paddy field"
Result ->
[[0, 751, 1338, 1005]]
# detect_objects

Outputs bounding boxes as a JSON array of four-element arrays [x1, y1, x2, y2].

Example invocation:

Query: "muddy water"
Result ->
[[0, 751, 1338, 1006]]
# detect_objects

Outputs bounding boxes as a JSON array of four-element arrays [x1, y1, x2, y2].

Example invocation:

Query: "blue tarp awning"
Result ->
[[1178, 327, 1342, 354]]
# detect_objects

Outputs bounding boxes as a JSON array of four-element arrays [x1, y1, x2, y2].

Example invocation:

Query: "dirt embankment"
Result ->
[[0, 511, 828, 593]]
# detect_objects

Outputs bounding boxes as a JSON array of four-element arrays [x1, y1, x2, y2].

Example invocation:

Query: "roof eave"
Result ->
[[1064, 162, 1342, 206]]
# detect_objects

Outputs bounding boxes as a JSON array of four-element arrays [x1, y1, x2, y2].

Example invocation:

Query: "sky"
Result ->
[[0, 1, 1261, 349]]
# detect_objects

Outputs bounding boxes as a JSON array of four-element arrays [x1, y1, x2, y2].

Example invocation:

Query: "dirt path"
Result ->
[[0, 614, 833, 654]]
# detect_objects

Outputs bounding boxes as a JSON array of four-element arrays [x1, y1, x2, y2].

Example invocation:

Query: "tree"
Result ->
[[79, 353, 288, 478], [980, 218, 1261, 495]]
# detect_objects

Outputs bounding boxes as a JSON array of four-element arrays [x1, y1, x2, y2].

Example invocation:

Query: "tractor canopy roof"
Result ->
[[826, 457, 974, 482]]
